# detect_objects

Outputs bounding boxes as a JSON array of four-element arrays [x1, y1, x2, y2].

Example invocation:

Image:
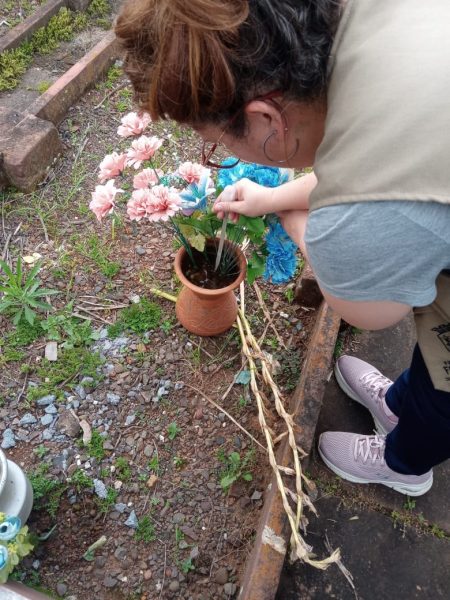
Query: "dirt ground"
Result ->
[[0, 46, 315, 600]]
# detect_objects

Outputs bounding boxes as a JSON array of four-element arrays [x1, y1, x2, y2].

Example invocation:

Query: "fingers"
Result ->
[[214, 184, 238, 219]]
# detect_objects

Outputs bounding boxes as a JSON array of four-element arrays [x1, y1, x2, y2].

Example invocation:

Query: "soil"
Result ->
[[182, 246, 240, 290], [0, 38, 316, 600]]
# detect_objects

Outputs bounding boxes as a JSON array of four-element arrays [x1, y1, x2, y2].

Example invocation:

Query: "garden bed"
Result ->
[[0, 67, 325, 599]]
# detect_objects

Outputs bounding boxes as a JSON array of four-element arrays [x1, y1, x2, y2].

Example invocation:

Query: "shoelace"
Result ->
[[354, 435, 386, 465], [359, 370, 391, 400]]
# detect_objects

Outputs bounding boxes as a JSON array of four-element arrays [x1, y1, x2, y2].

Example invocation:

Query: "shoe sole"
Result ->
[[318, 446, 433, 497], [334, 362, 389, 436]]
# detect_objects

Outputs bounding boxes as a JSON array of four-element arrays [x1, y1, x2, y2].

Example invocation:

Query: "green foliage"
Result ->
[[32, 8, 76, 54], [40, 304, 98, 348], [173, 456, 186, 469], [0, 43, 34, 91], [0, 258, 58, 325], [7, 320, 44, 347], [108, 299, 162, 337], [217, 449, 255, 492], [70, 469, 94, 494], [167, 422, 180, 441], [29, 464, 65, 518], [148, 456, 160, 474], [26, 347, 103, 402], [36, 80, 52, 93], [179, 558, 195, 574], [103, 64, 122, 89], [403, 496, 416, 511], [0, 347, 26, 367], [88, 0, 111, 18], [284, 287, 295, 304], [115, 457, 131, 482], [34, 445, 48, 459], [135, 516, 156, 543], [87, 430, 106, 461], [78, 235, 121, 279]]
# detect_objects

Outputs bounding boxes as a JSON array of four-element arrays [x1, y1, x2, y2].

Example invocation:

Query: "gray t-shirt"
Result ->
[[305, 200, 450, 307]]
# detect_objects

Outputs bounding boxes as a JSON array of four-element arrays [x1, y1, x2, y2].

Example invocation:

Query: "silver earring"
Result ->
[[263, 131, 299, 164]]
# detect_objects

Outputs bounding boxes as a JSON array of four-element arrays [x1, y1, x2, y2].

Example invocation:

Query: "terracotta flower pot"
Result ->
[[174, 240, 246, 336]]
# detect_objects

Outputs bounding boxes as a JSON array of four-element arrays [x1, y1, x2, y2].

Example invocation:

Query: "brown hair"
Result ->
[[116, 0, 339, 133]]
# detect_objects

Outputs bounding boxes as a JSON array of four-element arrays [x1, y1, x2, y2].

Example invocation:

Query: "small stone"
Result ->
[[42, 429, 54, 441], [125, 510, 138, 529], [56, 409, 81, 437], [143, 569, 152, 580], [40, 414, 54, 426], [107, 392, 121, 405], [56, 582, 67, 597], [178, 540, 189, 550], [168, 580, 180, 592], [36, 394, 56, 406], [172, 513, 185, 525], [124, 414, 135, 426], [135, 246, 146, 255], [144, 445, 153, 458], [74, 385, 86, 400], [19, 413, 37, 426], [251, 490, 263, 501], [114, 503, 127, 514], [1, 429, 15, 449], [103, 575, 117, 588], [45, 404, 58, 414], [94, 479, 108, 499], [215, 567, 228, 585], [45, 341, 58, 362], [224, 583, 237, 596]]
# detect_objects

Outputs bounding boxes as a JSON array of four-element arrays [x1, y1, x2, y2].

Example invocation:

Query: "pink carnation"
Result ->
[[177, 162, 209, 184], [117, 111, 152, 137], [98, 152, 127, 183], [89, 180, 123, 221], [127, 189, 152, 221], [133, 168, 163, 189], [126, 135, 163, 169], [127, 186, 181, 222]]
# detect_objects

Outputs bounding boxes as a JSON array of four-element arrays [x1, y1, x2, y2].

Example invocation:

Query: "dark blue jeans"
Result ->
[[385, 345, 450, 475]]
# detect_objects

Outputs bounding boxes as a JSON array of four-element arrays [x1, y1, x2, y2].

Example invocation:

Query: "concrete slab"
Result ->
[[313, 315, 450, 533], [276, 496, 450, 600]]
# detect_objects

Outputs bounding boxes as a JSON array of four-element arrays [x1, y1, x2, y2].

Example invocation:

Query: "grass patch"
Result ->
[[217, 449, 255, 492], [29, 464, 66, 518], [75, 235, 121, 279], [108, 298, 162, 337], [36, 80, 52, 93], [70, 469, 94, 494], [87, 429, 106, 461], [115, 457, 131, 482], [96, 486, 117, 514], [135, 516, 156, 543]]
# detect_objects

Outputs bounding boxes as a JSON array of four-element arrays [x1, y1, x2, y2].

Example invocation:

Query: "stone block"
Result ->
[[1, 114, 63, 192], [294, 263, 323, 308]]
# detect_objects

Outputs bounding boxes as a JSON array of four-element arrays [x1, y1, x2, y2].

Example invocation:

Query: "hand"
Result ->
[[213, 178, 274, 222]]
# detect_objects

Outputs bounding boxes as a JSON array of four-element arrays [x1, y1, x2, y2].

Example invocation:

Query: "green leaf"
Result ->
[[247, 252, 266, 285], [24, 306, 36, 325], [242, 472, 253, 481]]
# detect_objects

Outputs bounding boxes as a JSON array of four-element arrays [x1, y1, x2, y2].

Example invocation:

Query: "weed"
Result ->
[[0, 258, 58, 325], [173, 456, 186, 469], [108, 298, 162, 337], [135, 515, 156, 543], [167, 422, 181, 441], [77, 235, 121, 279], [103, 65, 122, 89], [115, 457, 131, 482], [265, 336, 279, 350], [96, 487, 118, 514], [175, 526, 184, 545], [160, 318, 174, 334], [148, 456, 160, 474], [36, 80, 52, 93], [29, 464, 65, 518], [34, 445, 48, 459], [237, 395, 248, 410], [217, 449, 255, 492], [6, 320, 43, 347], [70, 469, 94, 494], [87, 430, 106, 461], [88, 0, 111, 18], [284, 287, 295, 304], [430, 524, 446, 539], [190, 346, 201, 367], [0, 347, 26, 367], [403, 497, 416, 511], [179, 558, 195, 574], [40, 304, 98, 348]]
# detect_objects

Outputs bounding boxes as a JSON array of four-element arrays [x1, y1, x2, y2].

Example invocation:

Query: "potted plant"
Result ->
[[89, 112, 299, 335]]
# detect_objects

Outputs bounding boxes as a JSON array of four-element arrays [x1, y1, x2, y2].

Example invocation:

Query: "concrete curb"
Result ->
[[238, 299, 341, 600], [0, 31, 121, 191], [0, 581, 51, 599]]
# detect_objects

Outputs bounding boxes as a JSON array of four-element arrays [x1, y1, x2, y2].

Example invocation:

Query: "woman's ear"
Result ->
[[244, 100, 286, 134]]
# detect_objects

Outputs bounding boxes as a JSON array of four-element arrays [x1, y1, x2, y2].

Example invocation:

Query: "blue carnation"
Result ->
[[0, 545, 8, 570], [0, 516, 21, 541], [263, 220, 298, 284], [218, 159, 289, 189], [179, 171, 215, 214]]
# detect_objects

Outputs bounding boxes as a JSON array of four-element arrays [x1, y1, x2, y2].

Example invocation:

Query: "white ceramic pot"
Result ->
[[0, 449, 33, 524]]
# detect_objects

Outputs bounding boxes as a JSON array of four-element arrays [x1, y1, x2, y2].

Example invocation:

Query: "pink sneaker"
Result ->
[[335, 355, 399, 435], [318, 432, 433, 496]]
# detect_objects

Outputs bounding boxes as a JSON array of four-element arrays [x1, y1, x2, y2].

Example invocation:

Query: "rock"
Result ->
[[74, 384, 86, 400], [19, 413, 37, 426], [251, 490, 263, 501], [36, 394, 56, 406], [215, 567, 228, 585], [40, 414, 54, 426], [42, 429, 54, 441], [114, 503, 127, 514], [144, 445, 153, 458], [168, 580, 180, 592], [56, 582, 67, 597], [172, 513, 185, 525], [125, 510, 138, 529], [45, 341, 58, 362], [103, 575, 117, 588], [1, 429, 16, 449], [224, 583, 237, 596], [94, 479, 108, 499], [56, 409, 81, 437], [45, 404, 58, 414], [107, 392, 121, 405], [144, 569, 152, 580], [125, 414, 136, 426], [135, 246, 146, 255]]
